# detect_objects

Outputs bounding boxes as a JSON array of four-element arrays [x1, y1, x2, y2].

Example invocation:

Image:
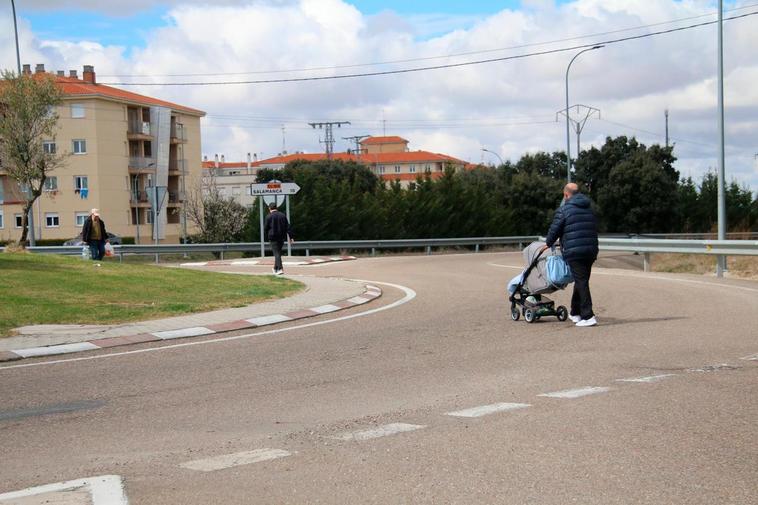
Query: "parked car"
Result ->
[[63, 232, 122, 246]]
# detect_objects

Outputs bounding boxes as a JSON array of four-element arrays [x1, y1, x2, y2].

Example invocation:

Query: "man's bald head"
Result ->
[[563, 183, 579, 200]]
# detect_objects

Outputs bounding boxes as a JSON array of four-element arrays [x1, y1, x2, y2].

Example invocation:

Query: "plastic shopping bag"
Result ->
[[546, 255, 573, 288], [104, 242, 115, 257]]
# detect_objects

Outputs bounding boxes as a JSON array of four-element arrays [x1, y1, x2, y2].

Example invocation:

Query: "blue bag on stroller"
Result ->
[[546, 255, 573, 288]]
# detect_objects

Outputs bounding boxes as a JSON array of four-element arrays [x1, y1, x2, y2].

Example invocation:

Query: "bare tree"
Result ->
[[184, 173, 247, 243], [0, 70, 67, 246]]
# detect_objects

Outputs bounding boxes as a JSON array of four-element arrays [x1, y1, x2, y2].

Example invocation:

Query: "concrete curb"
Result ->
[[0, 284, 382, 363], [181, 256, 357, 268]]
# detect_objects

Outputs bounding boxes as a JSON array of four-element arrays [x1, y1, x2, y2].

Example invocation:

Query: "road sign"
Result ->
[[250, 181, 300, 196]]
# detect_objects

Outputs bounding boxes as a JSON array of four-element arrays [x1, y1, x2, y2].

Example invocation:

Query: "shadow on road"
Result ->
[[597, 316, 688, 327]]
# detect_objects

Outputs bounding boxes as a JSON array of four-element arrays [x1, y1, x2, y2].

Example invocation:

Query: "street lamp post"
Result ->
[[565, 45, 603, 183], [716, 0, 727, 277], [11, 0, 21, 74], [481, 148, 504, 166]]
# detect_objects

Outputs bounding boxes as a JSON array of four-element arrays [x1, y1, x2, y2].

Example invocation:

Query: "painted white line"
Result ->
[[245, 314, 292, 326], [180, 448, 291, 472], [230, 260, 260, 265], [311, 304, 340, 314], [14, 342, 100, 358], [153, 327, 215, 340], [282, 261, 308, 266], [180, 262, 208, 266], [0, 280, 415, 370], [538, 386, 611, 399], [446, 402, 531, 418], [332, 423, 425, 441], [347, 296, 370, 304], [616, 374, 677, 383], [0, 474, 128, 504], [740, 353, 758, 361], [310, 258, 327, 263]]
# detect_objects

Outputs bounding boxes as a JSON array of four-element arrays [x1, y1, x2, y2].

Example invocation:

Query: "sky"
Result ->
[[2, 0, 757, 193]]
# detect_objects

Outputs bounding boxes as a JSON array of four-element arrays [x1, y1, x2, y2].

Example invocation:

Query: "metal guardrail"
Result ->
[[4, 237, 757, 268]]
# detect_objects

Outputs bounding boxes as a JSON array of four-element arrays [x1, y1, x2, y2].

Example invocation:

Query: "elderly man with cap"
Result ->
[[81, 208, 109, 261], [542, 183, 599, 327]]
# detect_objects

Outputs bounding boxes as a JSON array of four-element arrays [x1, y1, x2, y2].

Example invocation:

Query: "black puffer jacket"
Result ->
[[545, 193, 598, 261]]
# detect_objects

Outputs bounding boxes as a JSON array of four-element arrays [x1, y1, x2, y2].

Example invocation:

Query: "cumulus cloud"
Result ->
[[2, 0, 757, 190]]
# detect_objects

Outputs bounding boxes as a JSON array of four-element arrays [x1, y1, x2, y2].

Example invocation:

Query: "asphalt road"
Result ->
[[1, 252, 756, 504]]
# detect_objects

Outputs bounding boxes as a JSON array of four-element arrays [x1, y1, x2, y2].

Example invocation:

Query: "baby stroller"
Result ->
[[507, 241, 573, 323]]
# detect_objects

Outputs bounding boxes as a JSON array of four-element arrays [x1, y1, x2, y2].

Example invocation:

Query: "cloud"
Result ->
[[2, 0, 757, 192]]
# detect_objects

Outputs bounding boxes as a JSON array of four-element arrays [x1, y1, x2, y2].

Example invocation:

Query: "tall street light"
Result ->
[[716, 0, 727, 277], [11, 0, 21, 74], [481, 148, 504, 166], [565, 45, 603, 183]]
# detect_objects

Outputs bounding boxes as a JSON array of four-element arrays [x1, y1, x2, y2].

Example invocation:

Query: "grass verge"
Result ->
[[0, 252, 303, 337], [652, 253, 758, 279]]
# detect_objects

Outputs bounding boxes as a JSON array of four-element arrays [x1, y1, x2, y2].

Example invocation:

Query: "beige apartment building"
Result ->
[[0, 64, 205, 244]]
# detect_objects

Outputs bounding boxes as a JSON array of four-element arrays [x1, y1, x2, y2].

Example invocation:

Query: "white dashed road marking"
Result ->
[[0, 475, 128, 504], [180, 449, 292, 472], [616, 374, 677, 383], [332, 423, 426, 441], [538, 386, 611, 399], [740, 353, 758, 361], [446, 402, 531, 418]]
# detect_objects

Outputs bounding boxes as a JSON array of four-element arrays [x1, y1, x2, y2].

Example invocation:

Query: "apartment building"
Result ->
[[202, 136, 468, 203], [0, 64, 205, 244]]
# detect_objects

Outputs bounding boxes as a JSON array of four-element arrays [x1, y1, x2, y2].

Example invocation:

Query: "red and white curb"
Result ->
[[0, 284, 382, 363], [181, 256, 357, 267]]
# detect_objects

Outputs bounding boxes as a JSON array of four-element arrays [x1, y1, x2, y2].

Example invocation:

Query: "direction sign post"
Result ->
[[250, 181, 301, 259]]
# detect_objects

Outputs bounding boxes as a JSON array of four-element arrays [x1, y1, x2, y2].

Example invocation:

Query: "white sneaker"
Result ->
[[569, 315, 582, 323], [272, 268, 278, 274], [275, 270, 284, 276], [576, 317, 597, 327]]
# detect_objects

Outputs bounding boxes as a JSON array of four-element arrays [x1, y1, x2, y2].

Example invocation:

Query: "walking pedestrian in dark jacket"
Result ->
[[81, 208, 109, 261], [264, 203, 293, 275], [543, 183, 599, 326]]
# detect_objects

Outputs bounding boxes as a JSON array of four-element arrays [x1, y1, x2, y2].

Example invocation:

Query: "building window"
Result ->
[[0, 210, 3, 229], [394, 165, 401, 173], [424, 164, 431, 173], [71, 104, 85, 119], [43, 141, 56, 154], [14, 214, 23, 228], [45, 213, 60, 228], [145, 210, 153, 224], [74, 176, 88, 191], [75, 212, 89, 227], [72, 139, 87, 154], [378, 166, 385, 174], [438, 164, 443, 171], [44, 176, 58, 191], [409, 165, 416, 173]]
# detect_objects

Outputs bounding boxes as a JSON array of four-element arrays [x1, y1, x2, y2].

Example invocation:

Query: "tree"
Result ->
[[0, 70, 66, 246], [184, 175, 247, 244]]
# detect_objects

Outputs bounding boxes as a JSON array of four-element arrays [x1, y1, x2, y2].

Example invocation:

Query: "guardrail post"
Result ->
[[371, 247, 376, 257], [155, 253, 159, 264], [306, 248, 310, 257], [475, 244, 479, 253], [643, 253, 650, 272], [716, 255, 727, 277], [220, 251, 224, 261], [518, 242, 523, 250], [426, 246, 432, 255], [119, 252, 123, 263]]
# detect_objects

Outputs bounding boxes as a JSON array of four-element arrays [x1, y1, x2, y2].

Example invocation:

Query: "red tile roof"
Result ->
[[201, 161, 251, 169], [361, 136, 408, 145], [54, 75, 204, 116], [230, 151, 466, 168]]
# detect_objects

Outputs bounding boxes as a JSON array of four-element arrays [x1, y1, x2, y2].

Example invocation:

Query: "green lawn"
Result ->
[[0, 252, 303, 337]]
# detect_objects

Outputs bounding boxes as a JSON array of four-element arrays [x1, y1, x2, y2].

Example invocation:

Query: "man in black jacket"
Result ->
[[543, 183, 599, 327], [264, 202, 293, 275], [81, 208, 109, 261]]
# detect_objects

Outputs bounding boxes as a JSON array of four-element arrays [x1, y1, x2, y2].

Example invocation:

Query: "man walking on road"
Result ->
[[543, 183, 599, 327], [264, 202, 293, 275], [82, 208, 109, 261]]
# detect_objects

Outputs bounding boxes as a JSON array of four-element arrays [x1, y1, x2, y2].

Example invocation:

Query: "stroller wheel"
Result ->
[[556, 306, 568, 322], [524, 308, 536, 323], [511, 307, 520, 321]]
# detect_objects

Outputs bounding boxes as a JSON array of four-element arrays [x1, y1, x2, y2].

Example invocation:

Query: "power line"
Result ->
[[102, 11, 758, 86], [98, 3, 758, 79]]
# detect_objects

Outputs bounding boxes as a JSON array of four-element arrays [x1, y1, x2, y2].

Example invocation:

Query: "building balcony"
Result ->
[[127, 120, 152, 140], [128, 157, 156, 172], [170, 123, 187, 143], [130, 190, 151, 207], [167, 191, 184, 204], [169, 158, 187, 174]]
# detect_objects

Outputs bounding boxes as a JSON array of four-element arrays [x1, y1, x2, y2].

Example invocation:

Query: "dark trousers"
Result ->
[[88, 240, 106, 261], [271, 240, 284, 271], [567, 258, 595, 320]]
